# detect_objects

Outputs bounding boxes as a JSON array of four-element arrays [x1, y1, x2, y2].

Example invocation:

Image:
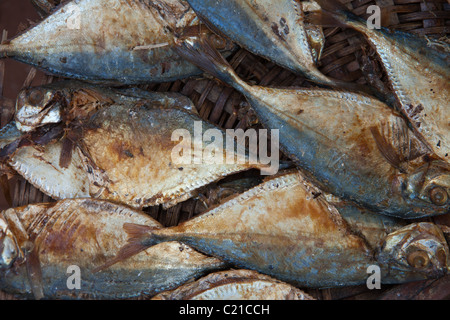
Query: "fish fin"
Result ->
[[59, 137, 73, 169], [24, 241, 44, 300], [370, 126, 405, 172], [92, 223, 159, 273], [174, 36, 245, 92]]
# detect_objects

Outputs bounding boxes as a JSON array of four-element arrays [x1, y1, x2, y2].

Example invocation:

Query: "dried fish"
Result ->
[[100, 170, 450, 288], [0, 82, 266, 208], [174, 36, 450, 218], [0, 198, 225, 299], [312, 0, 450, 161], [152, 269, 315, 300], [184, 0, 375, 95], [0, 0, 235, 84]]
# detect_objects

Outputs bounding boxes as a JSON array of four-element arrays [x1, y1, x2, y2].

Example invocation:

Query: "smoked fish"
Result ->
[[0, 0, 235, 84], [174, 36, 450, 218], [184, 0, 377, 95], [0, 198, 225, 299], [313, 0, 450, 161], [99, 170, 450, 288], [152, 269, 315, 300], [0, 82, 266, 208]]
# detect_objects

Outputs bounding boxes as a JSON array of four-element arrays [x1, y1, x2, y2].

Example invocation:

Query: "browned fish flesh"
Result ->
[[0, 198, 225, 299], [0, 0, 235, 84], [313, 0, 450, 161], [100, 170, 450, 288], [152, 269, 315, 300], [0, 82, 266, 209]]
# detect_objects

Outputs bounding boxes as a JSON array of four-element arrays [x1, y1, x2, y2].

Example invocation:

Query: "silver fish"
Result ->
[[174, 36, 450, 218], [313, 0, 450, 161], [0, 0, 235, 84], [152, 269, 315, 300], [0, 198, 225, 299], [99, 170, 450, 288], [0, 82, 267, 209], [184, 0, 378, 96]]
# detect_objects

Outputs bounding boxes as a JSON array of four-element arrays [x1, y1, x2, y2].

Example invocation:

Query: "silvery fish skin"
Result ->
[[103, 170, 450, 288], [314, 0, 450, 161], [185, 0, 371, 94], [0, 82, 264, 208], [0, 198, 225, 299], [174, 37, 450, 218], [31, 0, 63, 17], [152, 269, 315, 300], [0, 0, 234, 84]]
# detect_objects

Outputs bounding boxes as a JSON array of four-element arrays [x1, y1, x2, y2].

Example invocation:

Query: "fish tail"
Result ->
[[174, 36, 248, 93], [92, 223, 161, 273]]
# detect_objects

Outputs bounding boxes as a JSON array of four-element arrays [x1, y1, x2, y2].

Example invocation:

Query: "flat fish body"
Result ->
[[175, 37, 450, 218], [140, 170, 448, 288], [315, 1, 450, 160], [1, 82, 263, 208], [351, 24, 449, 161], [152, 269, 315, 300], [0, 0, 233, 84], [8, 141, 90, 200], [185, 0, 369, 93], [0, 198, 225, 299]]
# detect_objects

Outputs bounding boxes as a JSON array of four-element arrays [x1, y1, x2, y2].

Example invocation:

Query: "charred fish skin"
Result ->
[[0, 0, 234, 84], [175, 37, 450, 219], [313, 0, 450, 161], [0, 199, 225, 299], [108, 170, 449, 288]]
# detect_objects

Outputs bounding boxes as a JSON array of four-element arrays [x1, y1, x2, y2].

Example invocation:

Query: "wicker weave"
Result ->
[[0, 0, 449, 300]]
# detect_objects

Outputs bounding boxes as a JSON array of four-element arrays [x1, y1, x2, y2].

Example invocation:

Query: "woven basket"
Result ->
[[0, 0, 449, 300]]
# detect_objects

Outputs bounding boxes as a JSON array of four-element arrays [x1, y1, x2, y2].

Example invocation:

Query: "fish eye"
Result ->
[[429, 187, 448, 206], [407, 250, 430, 269], [27, 89, 44, 106]]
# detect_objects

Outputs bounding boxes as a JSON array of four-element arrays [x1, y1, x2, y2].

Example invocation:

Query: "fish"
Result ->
[[311, 0, 450, 161], [98, 170, 450, 288], [184, 0, 380, 96], [174, 36, 450, 219], [0, 81, 268, 209], [0, 0, 235, 84], [0, 198, 225, 299], [152, 269, 315, 300]]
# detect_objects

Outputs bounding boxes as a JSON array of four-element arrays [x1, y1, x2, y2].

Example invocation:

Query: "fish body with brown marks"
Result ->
[[0, 0, 235, 84], [313, 0, 450, 161], [0, 81, 264, 209], [0, 198, 225, 299], [184, 0, 376, 95], [152, 269, 315, 300], [104, 170, 450, 288], [175, 37, 450, 219]]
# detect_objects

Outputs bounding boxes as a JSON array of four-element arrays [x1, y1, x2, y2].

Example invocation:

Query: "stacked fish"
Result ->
[[0, 0, 448, 300]]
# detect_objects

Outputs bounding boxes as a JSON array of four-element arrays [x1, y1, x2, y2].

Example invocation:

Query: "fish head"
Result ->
[[378, 222, 449, 278], [400, 160, 450, 218], [15, 86, 63, 132], [0, 216, 19, 269]]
